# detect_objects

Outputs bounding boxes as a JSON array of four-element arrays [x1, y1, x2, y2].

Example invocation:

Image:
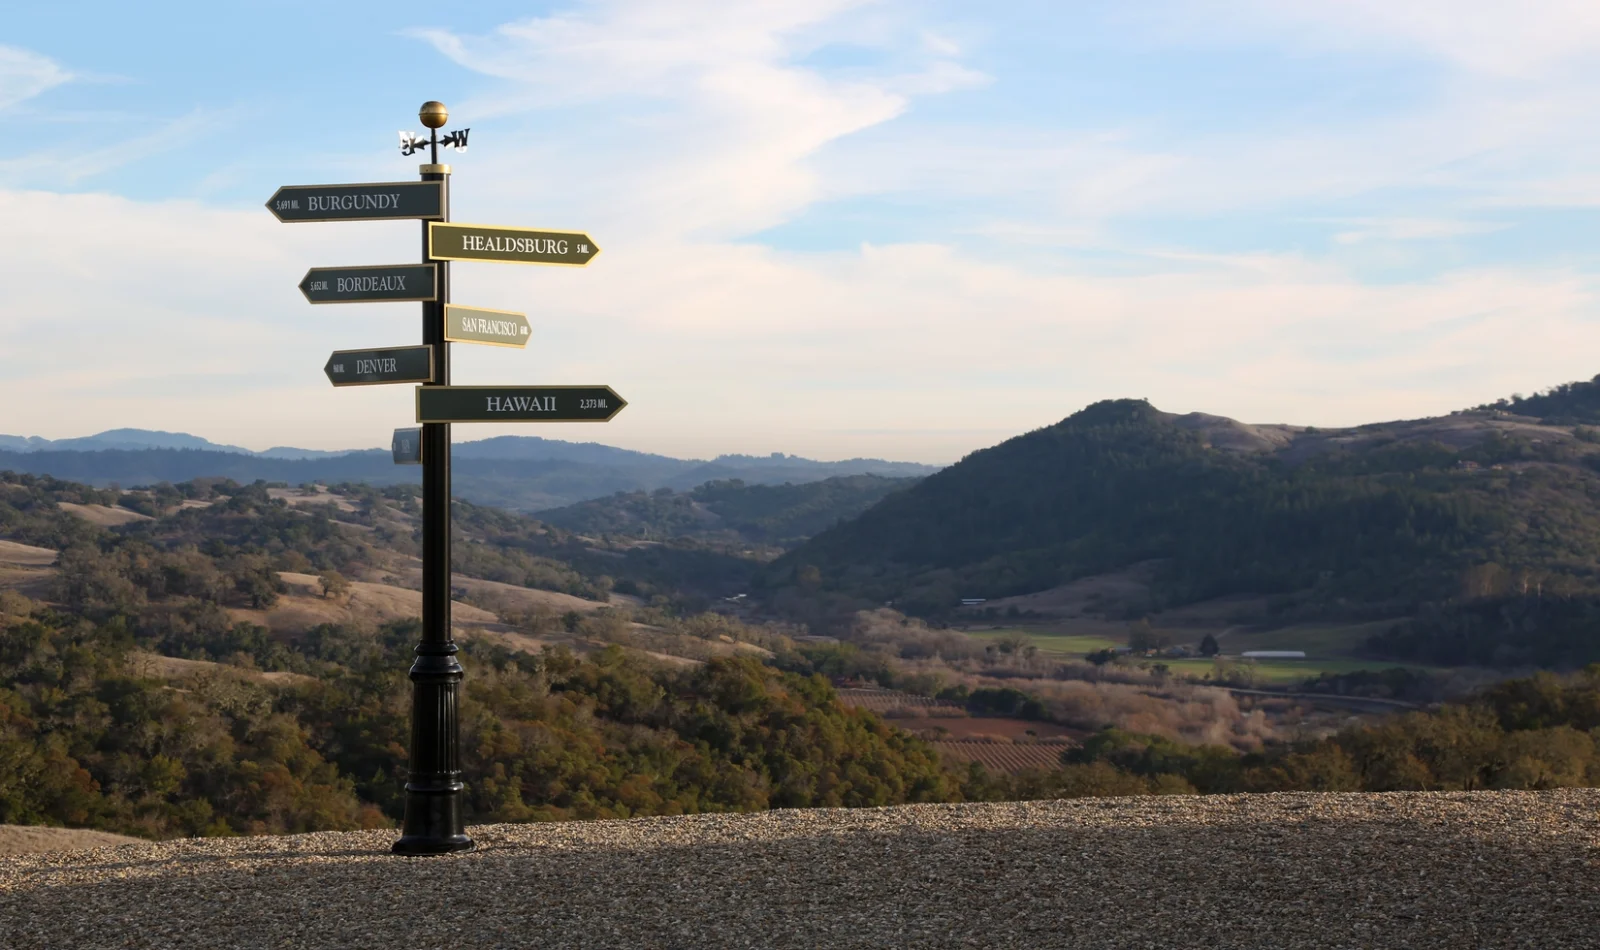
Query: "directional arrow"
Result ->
[[300, 264, 437, 304], [416, 386, 626, 423], [266, 181, 443, 223], [444, 305, 530, 348], [325, 345, 434, 387], [427, 222, 600, 266]]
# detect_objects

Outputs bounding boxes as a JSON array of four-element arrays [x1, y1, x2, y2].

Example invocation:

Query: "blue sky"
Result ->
[[5, 1, 1600, 462]]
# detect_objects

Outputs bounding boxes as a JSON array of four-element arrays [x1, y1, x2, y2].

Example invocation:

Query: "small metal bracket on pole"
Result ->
[[392, 427, 423, 464]]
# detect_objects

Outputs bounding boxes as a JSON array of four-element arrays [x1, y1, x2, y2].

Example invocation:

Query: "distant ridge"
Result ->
[[0, 429, 935, 476], [0, 429, 259, 455], [0, 436, 940, 511]]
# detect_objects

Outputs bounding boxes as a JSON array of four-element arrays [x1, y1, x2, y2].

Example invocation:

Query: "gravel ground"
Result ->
[[1, 790, 1596, 949]]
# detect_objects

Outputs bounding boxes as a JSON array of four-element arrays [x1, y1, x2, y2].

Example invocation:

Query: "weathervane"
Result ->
[[399, 101, 469, 160]]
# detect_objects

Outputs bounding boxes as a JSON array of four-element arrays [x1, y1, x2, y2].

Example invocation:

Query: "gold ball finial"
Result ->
[[419, 101, 449, 129]]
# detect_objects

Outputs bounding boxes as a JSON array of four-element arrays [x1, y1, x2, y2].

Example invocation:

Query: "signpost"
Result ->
[[301, 264, 437, 304], [324, 345, 434, 387], [265, 181, 444, 222], [392, 427, 423, 465], [417, 385, 626, 422], [428, 222, 600, 266], [443, 305, 530, 348], [273, 99, 620, 858]]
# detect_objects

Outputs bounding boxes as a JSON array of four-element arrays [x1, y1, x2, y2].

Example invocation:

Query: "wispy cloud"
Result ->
[[1192, 0, 1600, 78], [1327, 217, 1508, 245], [0, 109, 220, 187], [0, 45, 71, 112], [411, 0, 987, 240]]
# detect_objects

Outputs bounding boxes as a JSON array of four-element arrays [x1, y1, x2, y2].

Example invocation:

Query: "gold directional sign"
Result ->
[[266, 181, 443, 223], [428, 222, 600, 267], [416, 386, 626, 423], [444, 305, 530, 348]]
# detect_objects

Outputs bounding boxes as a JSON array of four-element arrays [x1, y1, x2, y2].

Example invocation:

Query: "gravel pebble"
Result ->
[[2, 790, 1597, 949]]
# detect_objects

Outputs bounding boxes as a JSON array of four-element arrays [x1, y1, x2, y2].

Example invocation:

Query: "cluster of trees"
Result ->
[[1029, 669, 1600, 796], [0, 590, 968, 836], [1480, 374, 1600, 424], [1372, 592, 1600, 668], [0, 473, 113, 551], [39, 480, 371, 669], [0, 594, 388, 837], [23, 543, 1598, 845]]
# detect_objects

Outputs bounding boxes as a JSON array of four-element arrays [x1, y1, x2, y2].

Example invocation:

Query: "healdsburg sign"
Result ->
[[427, 222, 601, 266]]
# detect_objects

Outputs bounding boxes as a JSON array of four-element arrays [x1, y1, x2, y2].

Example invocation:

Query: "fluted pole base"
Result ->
[[392, 648, 474, 855]]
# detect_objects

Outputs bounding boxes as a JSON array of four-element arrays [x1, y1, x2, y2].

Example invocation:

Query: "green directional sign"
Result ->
[[444, 305, 530, 348], [301, 264, 437, 304], [428, 222, 600, 267], [416, 385, 626, 423], [266, 181, 443, 223], [325, 345, 434, 387]]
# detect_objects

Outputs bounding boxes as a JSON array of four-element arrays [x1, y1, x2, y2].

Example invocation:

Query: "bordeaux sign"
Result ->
[[427, 222, 600, 266], [443, 305, 530, 348], [266, 181, 444, 223], [324, 345, 434, 387], [300, 264, 437, 304], [415, 385, 626, 422]]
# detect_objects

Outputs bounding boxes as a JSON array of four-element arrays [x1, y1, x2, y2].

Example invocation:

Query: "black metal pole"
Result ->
[[393, 146, 472, 855]]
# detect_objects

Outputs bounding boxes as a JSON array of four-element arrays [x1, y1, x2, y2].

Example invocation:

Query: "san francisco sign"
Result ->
[[301, 264, 437, 304], [416, 385, 626, 423], [266, 181, 444, 223], [444, 305, 530, 348], [427, 222, 600, 266]]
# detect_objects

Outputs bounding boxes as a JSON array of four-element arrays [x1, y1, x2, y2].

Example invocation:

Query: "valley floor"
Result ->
[[3, 790, 1594, 949]]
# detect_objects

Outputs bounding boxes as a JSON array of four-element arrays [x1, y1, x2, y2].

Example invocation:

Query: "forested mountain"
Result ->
[[537, 475, 918, 548], [765, 381, 1600, 666]]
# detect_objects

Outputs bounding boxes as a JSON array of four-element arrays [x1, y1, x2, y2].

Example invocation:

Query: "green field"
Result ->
[[965, 628, 1123, 656], [964, 621, 1430, 684], [1155, 656, 1426, 685]]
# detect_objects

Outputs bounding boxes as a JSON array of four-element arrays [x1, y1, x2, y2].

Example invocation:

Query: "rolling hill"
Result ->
[[765, 376, 1600, 667]]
